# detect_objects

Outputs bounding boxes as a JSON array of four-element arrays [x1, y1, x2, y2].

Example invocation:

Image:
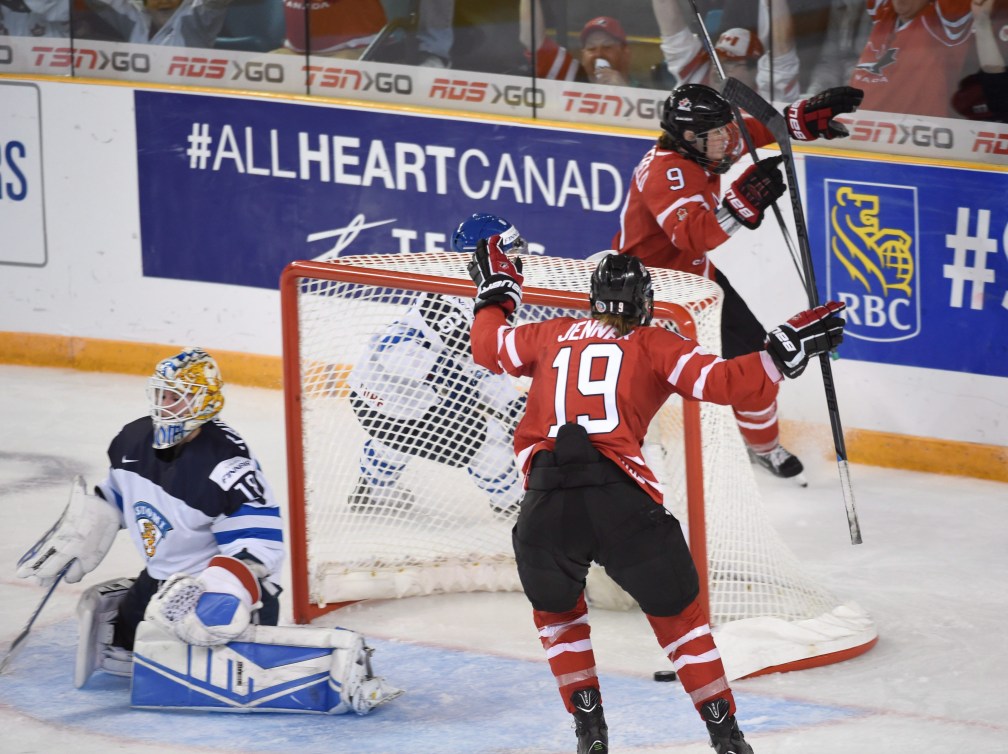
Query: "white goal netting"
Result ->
[[281, 252, 876, 678]]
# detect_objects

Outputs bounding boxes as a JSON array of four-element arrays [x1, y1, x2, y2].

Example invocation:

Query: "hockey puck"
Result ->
[[653, 670, 677, 682]]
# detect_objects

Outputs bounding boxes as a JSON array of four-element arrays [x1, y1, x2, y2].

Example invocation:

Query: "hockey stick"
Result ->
[[722, 76, 862, 545], [0, 561, 73, 674], [682, 0, 812, 302]]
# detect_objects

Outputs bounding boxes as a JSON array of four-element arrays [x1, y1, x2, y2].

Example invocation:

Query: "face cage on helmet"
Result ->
[[675, 121, 742, 175], [146, 378, 217, 449]]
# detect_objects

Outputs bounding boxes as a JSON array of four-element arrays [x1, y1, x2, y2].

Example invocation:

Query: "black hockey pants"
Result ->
[[512, 423, 700, 617]]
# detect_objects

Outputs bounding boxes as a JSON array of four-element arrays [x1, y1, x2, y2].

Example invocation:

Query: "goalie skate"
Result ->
[[748, 445, 807, 487]]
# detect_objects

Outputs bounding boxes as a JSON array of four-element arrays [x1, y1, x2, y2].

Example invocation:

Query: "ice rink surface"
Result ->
[[1, 364, 1006, 754]]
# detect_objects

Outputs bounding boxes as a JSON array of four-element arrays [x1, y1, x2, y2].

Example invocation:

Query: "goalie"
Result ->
[[16, 347, 399, 714], [346, 212, 529, 520]]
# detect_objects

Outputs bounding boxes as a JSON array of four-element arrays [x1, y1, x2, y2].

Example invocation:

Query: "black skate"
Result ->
[[347, 477, 415, 515], [701, 697, 754, 754], [747, 445, 807, 487], [570, 687, 608, 754]]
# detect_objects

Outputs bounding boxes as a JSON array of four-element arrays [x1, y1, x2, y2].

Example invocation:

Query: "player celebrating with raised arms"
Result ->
[[467, 242, 847, 754], [614, 82, 862, 483], [17, 347, 398, 713]]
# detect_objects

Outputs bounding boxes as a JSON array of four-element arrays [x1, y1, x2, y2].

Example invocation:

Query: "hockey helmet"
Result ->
[[660, 83, 741, 174], [450, 213, 526, 254], [146, 347, 225, 449], [589, 253, 654, 326]]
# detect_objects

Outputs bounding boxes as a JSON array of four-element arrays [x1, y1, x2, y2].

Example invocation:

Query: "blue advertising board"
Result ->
[[806, 155, 1008, 379], [134, 90, 650, 291]]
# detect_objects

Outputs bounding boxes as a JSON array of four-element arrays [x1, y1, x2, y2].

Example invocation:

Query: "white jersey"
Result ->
[[348, 292, 521, 423], [83, 0, 230, 47], [0, 0, 69, 37], [96, 416, 284, 582]]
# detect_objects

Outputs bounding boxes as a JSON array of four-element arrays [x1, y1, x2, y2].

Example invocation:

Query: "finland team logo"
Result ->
[[824, 181, 921, 342], [134, 502, 174, 558]]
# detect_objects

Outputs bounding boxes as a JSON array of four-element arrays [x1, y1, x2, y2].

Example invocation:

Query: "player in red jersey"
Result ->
[[468, 241, 847, 754], [851, 0, 974, 118], [613, 82, 862, 483]]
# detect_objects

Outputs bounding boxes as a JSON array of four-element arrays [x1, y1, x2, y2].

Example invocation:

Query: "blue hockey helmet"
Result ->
[[450, 213, 526, 254]]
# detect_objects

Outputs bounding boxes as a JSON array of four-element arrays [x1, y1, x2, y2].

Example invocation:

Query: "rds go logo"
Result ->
[[825, 182, 920, 342]]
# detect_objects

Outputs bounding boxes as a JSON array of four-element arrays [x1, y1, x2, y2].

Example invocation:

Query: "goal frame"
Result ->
[[280, 258, 709, 625]]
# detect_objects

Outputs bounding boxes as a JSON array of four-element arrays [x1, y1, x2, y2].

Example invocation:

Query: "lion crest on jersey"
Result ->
[[134, 502, 174, 558]]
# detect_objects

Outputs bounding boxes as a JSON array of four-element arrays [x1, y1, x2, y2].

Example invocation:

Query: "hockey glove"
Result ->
[[16, 475, 121, 586], [785, 86, 864, 141], [144, 555, 263, 646], [723, 155, 786, 230], [766, 301, 847, 379], [467, 234, 524, 318]]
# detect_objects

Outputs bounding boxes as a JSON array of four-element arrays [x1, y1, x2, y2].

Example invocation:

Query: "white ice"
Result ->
[[1, 364, 1006, 754]]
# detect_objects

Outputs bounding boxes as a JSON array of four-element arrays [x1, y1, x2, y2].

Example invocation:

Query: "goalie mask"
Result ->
[[590, 254, 654, 327], [451, 213, 527, 255], [660, 83, 742, 175], [146, 347, 224, 449]]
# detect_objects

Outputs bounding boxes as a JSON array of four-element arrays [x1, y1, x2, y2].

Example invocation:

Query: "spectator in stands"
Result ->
[[0, 0, 68, 37], [653, 0, 802, 100], [416, 0, 454, 67], [849, 0, 974, 117], [519, 0, 634, 84], [82, 0, 233, 46], [953, 0, 1008, 121], [280, 0, 386, 57], [807, 0, 872, 94]]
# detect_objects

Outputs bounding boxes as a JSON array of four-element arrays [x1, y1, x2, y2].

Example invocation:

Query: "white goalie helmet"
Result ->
[[146, 347, 224, 449]]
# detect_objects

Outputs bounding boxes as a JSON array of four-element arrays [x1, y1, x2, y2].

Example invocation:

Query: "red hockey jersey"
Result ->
[[612, 116, 775, 279], [470, 307, 781, 503], [850, 0, 973, 117]]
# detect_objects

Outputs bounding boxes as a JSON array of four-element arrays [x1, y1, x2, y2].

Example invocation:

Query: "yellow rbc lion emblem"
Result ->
[[830, 186, 914, 297]]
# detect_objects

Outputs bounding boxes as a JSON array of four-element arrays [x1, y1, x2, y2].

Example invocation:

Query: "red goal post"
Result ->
[[280, 253, 877, 679]]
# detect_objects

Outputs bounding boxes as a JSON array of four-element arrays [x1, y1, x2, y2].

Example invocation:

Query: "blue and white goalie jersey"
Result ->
[[348, 292, 521, 422], [96, 417, 284, 583]]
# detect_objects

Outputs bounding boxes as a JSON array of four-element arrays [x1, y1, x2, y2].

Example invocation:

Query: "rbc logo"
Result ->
[[825, 182, 920, 342]]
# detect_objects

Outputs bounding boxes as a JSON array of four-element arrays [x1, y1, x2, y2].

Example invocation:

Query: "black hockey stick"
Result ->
[[0, 561, 73, 674], [723, 76, 862, 545], [682, 0, 812, 302]]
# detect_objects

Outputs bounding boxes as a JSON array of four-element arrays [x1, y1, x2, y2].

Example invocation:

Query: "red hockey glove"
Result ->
[[467, 234, 524, 318], [723, 155, 786, 230], [766, 301, 846, 379], [785, 86, 864, 141]]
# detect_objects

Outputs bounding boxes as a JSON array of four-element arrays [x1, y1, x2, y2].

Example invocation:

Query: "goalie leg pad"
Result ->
[[131, 622, 403, 714], [74, 577, 136, 688]]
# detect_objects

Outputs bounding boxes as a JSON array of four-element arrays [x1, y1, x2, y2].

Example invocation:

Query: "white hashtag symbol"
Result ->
[[186, 122, 213, 169], [943, 207, 997, 311]]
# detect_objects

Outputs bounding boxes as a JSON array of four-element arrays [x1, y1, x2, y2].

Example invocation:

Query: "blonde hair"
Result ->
[[592, 312, 639, 336]]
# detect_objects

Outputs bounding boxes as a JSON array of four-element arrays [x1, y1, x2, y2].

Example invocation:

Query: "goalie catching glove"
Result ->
[[16, 475, 121, 586], [766, 301, 847, 379], [785, 86, 864, 141], [467, 234, 524, 318], [722, 155, 786, 230], [145, 555, 264, 646]]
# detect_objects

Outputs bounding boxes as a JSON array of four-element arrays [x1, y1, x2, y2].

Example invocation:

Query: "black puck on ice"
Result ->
[[653, 670, 677, 682]]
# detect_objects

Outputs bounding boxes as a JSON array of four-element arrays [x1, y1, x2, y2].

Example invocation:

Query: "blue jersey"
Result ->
[[96, 417, 284, 582]]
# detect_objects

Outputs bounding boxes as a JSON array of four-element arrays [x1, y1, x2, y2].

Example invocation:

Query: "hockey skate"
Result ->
[[701, 697, 754, 754], [570, 687, 608, 754], [347, 477, 415, 516], [747, 444, 807, 487]]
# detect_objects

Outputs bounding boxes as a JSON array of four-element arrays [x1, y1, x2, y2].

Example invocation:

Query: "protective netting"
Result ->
[[285, 253, 841, 627]]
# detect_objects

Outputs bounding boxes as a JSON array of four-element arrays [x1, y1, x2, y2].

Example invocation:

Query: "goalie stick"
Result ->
[[723, 76, 862, 546], [0, 561, 73, 674], [682, 0, 812, 302]]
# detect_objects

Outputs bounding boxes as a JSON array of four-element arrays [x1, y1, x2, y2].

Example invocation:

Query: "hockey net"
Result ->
[[281, 253, 876, 678]]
